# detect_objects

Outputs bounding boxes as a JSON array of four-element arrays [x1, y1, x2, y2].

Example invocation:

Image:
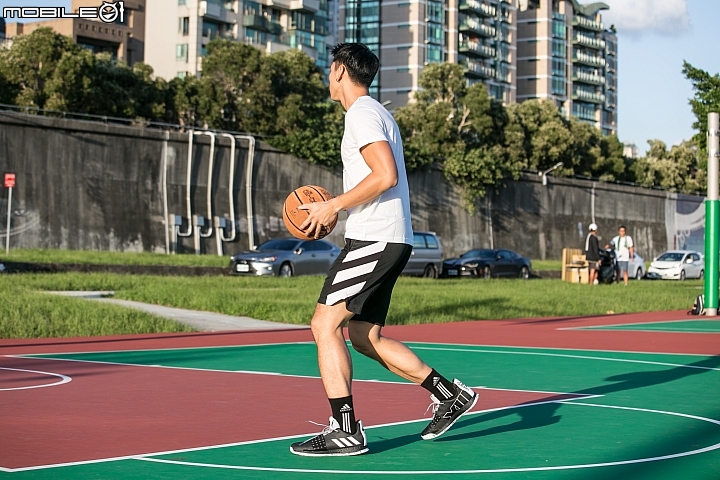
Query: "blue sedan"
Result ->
[[442, 248, 532, 279]]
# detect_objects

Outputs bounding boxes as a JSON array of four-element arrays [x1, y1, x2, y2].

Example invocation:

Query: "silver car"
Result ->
[[229, 238, 342, 277], [647, 250, 705, 280], [402, 231, 443, 278]]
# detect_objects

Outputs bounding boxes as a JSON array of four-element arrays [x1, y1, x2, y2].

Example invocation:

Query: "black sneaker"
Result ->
[[421, 379, 478, 440], [290, 417, 369, 457]]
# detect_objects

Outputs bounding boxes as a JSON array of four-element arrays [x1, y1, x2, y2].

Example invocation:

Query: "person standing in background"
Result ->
[[584, 223, 600, 285], [611, 226, 634, 286]]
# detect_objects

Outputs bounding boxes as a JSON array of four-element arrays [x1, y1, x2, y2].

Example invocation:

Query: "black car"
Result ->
[[442, 249, 532, 279]]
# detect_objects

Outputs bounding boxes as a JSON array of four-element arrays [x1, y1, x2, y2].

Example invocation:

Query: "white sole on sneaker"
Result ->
[[289, 446, 369, 457], [421, 392, 479, 440]]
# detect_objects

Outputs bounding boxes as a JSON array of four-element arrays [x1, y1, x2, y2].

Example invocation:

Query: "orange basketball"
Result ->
[[282, 185, 338, 240]]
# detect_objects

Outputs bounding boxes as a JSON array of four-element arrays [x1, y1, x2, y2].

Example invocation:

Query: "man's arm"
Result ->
[[629, 237, 635, 259], [299, 141, 398, 239]]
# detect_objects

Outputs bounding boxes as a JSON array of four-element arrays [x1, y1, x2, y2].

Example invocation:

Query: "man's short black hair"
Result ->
[[330, 43, 379, 88], [619, 225, 626, 230]]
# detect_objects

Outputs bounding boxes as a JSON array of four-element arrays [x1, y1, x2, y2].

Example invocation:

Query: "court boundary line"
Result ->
[[0, 395, 600, 473], [559, 318, 720, 333], [131, 402, 720, 475], [408, 346, 720, 372], [0, 367, 72, 391]]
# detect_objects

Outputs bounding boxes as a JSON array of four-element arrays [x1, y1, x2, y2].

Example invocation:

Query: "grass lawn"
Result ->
[[2, 248, 565, 271], [1, 248, 229, 267], [1, 273, 700, 339]]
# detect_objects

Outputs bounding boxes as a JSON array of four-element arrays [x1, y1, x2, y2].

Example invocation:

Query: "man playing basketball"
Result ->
[[291, 43, 477, 457]]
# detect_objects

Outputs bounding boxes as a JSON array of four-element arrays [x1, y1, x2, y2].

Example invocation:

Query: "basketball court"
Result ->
[[2, 310, 719, 479]]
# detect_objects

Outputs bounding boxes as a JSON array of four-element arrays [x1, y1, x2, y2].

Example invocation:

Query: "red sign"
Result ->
[[4, 173, 14, 188]]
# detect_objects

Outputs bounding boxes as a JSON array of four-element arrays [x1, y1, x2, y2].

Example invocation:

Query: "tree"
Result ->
[[0, 28, 79, 108], [682, 61, 720, 156], [632, 139, 704, 193], [395, 63, 517, 210]]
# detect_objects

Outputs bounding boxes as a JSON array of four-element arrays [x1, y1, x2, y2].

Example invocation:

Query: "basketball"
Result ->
[[282, 185, 338, 240]]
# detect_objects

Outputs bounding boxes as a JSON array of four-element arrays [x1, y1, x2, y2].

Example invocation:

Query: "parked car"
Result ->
[[402, 231, 443, 278], [646, 250, 704, 280], [627, 253, 646, 279], [442, 249, 532, 279], [229, 238, 341, 277]]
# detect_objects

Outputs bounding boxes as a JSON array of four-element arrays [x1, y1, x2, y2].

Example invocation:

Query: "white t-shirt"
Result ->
[[341, 96, 413, 245], [611, 235, 634, 261]]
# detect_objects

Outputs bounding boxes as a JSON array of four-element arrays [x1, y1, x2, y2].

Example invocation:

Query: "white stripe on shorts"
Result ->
[[343, 241, 387, 263], [326, 282, 366, 306], [332, 261, 378, 285]]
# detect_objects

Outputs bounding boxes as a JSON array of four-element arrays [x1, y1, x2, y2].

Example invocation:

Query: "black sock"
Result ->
[[329, 395, 356, 434], [421, 369, 456, 400]]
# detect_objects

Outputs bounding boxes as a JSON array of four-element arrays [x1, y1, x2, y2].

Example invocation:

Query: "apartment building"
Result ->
[[4, 0, 145, 65], [517, 0, 617, 135], [338, 0, 516, 108], [144, 0, 334, 80]]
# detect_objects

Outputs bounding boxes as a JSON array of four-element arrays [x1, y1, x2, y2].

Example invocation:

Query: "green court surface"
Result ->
[[5, 342, 720, 479], [573, 320, 720, 333]]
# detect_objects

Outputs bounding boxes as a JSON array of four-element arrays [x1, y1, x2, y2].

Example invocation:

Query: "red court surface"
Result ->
[[1, 310, 717, 357]]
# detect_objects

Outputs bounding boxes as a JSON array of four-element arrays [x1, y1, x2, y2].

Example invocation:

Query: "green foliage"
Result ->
[[682, 61, 720, 155], [396, 63, 520, 210], [631, 139, 704, 193]]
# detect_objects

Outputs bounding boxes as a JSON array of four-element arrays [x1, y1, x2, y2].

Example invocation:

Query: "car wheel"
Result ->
[[680, 269, 685, 281], [699, 269, 704, 280], [422, 264, 437, 279], [481, 266, 492, 279], [636, 267, 643, 280], [279, 263, 293, 278], [519, 266, 530, 279]]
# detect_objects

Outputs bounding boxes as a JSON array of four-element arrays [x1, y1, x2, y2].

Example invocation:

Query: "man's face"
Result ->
[[619, 227, 626, 237]]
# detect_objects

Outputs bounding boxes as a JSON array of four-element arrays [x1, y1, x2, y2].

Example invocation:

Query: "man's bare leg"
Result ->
[[310, 302, 356, 398], [347, 321, 431, 383]]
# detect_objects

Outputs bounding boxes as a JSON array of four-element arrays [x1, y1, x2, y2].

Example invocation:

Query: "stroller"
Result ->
[[597, 248, 617, 284]]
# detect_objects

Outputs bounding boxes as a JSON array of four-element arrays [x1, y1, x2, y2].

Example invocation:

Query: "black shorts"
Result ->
[[318, 239, 412, 326]]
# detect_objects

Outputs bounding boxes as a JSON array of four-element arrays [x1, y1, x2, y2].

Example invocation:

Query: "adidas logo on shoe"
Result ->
[[290, 417, 368, 457]]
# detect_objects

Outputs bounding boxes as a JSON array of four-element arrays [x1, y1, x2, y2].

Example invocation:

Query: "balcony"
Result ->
[[572, 89, 605, 104], [458, 39, 495, 58], [464, 59, 496, 79], [459, 0, 496, 17], [573, 51, 605, 67], [572, 34, 605, 50], [459, 18, 496, 38], [260, 0, 319, 13], [243, 14, 282, 35], [199, 1, 237, 23], [572, 15, 604, 31], [572, 70, 605, 85]]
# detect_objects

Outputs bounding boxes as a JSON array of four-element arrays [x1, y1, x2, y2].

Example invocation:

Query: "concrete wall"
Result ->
[[0, 111, 704, 261]]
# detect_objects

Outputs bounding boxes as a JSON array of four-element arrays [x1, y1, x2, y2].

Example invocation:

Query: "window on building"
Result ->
[[176, 44, 188, 61], [426, 44, 442, 64], [178, 0, 186, 5], [552, 39, 565, 57], [552, 58, 565, 77], [427, 24, 443, 45], [177, 71, 187, 79], [179, 17, 189, 36], [552, 19, 566, 39], [552, 76, 565, 96], [426, 1, 443, 23]]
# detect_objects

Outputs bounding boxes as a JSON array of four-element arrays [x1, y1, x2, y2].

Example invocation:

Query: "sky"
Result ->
[[2, 0, 719, 156]]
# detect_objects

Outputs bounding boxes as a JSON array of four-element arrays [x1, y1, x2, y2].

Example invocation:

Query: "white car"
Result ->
[[647, 250, 705, 281]]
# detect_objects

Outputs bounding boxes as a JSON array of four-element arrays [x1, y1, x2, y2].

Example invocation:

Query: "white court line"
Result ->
[[557, 318, 717, 330], [1, 395, 598, 472], [5, 356, 596, 397], [408, 346, 720, 372], [0, 367, 71, 391], [2, 340, 315, 357], [131, 401, 720, 475]]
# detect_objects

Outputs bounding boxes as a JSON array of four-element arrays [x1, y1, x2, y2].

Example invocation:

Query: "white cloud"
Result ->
[[601, 0, 691, 36]]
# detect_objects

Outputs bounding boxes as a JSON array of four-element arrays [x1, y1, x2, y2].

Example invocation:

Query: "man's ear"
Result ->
[[335, 64, 346, 82]]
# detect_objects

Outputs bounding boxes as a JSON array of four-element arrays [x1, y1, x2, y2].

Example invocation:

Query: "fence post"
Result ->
[[705, 112, 719, 316]]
